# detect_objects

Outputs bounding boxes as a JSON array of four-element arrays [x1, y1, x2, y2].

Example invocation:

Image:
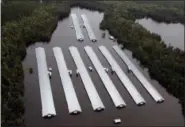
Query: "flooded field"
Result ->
[[23, 7, 184, 126]]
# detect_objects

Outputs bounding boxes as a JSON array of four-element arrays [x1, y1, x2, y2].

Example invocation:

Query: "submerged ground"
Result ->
[[2, 1, 184, 126], [23, 8, 184, 126]]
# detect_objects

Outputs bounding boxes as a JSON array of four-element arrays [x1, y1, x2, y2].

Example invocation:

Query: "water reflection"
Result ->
[[135, 17, 184, 51]]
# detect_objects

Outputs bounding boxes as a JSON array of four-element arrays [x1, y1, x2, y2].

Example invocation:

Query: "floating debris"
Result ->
[[48, 67, 52, 72], [88, 66, 93, 72], [114, 118, 121, 124], [104, 68, 109, 73], [48, 71, 52, 79], [109, 36, 115, 40], [102, 32, 106, 38], [29, 68, 33, 74], [68, 70, 72, 77]]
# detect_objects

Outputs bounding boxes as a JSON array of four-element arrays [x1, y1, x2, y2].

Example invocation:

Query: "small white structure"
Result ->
[[88, 66, 93, 72], [111, 67, 115, 74], [92, 39, 96, 42], [114, 118, 121, 124], [109, 36, 115, 40], [138, 101, 145, 106], [157, 99, 164, 103], [48, 68, 52, 79], [48, 71, 52, 79], [68, 70, 72, 77], [48, 67, 52, 72], [127, 66, 131, 73], [79, 38, 83, 42], [71, 26, 74, 29], [46, 114, 52, 118], [117, 104, 124, 108], [76, 69, 79, 77], [71, 110, 80, 115], [95, 107, 104, 112], [104, 68, 109, 73]]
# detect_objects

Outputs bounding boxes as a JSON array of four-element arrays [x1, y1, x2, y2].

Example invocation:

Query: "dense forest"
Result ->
[[2, 0, 184, 126], [2, 1, 41, 25], [133, 1, 184, 23]]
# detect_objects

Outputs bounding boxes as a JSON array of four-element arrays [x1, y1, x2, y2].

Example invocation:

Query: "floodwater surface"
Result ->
[[23, 7, 184, 126], [135, 17, 184, 51]]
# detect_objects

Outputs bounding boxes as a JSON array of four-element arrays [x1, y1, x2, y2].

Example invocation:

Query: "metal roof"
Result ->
[[71, 14, 84, 41], [35, 47, 56, 118], [84, 46, 126, 108], [99, 46, 146, 105], [69, 46, 105, 111], [112, 45, 164, 103], [53, 47, 82, 114], [81, 14, 96, 41]]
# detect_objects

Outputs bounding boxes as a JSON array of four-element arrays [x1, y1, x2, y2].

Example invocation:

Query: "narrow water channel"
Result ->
[[135, 17, 184, 51], [23, 7, 184, 126]]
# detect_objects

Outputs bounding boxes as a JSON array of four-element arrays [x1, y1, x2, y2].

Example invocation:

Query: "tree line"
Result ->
[[2, 2, 70, 126]]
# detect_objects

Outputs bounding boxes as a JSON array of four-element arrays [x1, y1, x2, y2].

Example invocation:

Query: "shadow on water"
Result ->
[[23, 7, 184, 126]]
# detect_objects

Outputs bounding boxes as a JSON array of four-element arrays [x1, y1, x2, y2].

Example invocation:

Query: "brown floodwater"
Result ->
[[23, 7, 184, 126]]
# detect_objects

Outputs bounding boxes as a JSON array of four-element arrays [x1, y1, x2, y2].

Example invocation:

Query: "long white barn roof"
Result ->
[[84, 46, 126, 108], [35, 47, 56, 118], [69, 46, 105, 111], [99, 46, 146, 105], [53, 47, 82, 114], [81, 14, 96, 41], [71, 14, 84, 41], [112, 45, 164, 103]]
